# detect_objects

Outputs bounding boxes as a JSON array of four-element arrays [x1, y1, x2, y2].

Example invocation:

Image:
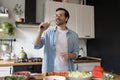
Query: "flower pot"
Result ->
[[17, 18, 24, 22], [1, 45, 9, 51], [15, 15, 24, 22]]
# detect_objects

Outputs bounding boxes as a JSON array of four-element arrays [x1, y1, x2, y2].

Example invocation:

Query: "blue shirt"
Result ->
[[34, 27, 79, 73]]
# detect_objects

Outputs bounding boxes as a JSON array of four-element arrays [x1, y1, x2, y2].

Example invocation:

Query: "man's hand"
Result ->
[[60, 52, 69, 61], [38, 22, 50, 32], [60, 52, 76, 61]]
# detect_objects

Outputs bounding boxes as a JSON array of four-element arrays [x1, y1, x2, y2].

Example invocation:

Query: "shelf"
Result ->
[[0, 13, 9, 18], [0, 38, 16, 41], [15, 22, 40, 28]]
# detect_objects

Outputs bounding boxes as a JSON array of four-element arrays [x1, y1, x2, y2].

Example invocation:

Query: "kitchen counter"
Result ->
[[0, 56, 101, 66], [0, 59, 42, 66], [73, 56, 101, 63]]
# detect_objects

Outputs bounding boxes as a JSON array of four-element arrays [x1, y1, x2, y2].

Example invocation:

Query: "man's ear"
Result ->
[[65, 17, 68, 22]]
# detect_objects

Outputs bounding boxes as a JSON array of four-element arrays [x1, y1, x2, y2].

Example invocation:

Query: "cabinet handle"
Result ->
[[85, 35, 90, 37]]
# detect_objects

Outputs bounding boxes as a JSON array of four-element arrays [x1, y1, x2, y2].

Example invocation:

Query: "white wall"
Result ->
[[0, 0, 87, 58]]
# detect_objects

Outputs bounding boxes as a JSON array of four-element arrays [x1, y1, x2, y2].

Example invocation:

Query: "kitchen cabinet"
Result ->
[[0, 66, 13, 76], [74, 56, 101, 71], [44, 1, 94, 38], [76, 5, 94, 38], [75, 62, 100, 71], [13, 65, 42, 73]]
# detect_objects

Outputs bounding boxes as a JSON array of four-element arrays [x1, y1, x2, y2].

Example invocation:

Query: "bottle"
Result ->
[[18, 47, 27, 59]]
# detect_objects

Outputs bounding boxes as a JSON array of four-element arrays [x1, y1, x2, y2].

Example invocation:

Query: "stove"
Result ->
[[15, 57, 42, 63]]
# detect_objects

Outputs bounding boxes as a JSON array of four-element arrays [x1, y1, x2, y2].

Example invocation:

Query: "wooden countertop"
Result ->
[[73, 59, 101, 63], [0, 57, 101, 66], [0, 59, 42, 66], [73, 56, 101, 63]]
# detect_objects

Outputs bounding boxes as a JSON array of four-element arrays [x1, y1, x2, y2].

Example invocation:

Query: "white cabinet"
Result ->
[[44, 1, 94, 38], [76, 5, 95, 38], [75, 62, 100, 71], [0, 66, 12, 76], [64, 3, 77, 32]]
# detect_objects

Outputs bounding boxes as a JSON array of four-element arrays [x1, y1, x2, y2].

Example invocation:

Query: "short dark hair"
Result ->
[[56, 8, 70, 19]]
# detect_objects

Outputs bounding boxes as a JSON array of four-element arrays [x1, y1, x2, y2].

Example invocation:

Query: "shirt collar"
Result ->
[[53, 26, 70, 33]]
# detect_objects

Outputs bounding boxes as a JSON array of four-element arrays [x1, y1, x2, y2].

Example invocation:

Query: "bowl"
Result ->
[[69, 76, 92, 80], [68, 71, 92, 80], [43, 76, 66, 80], [13, 71, 31, 77]]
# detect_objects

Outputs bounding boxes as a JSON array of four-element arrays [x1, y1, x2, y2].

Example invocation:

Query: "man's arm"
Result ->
[[34, 22, 50, 45]]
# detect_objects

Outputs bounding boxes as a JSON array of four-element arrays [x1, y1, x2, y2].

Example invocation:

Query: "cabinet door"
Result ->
[[75, 62, 100, 71], [0, 66, 12, 76], [64, 3, 77, 32], [13, 65, 42, 73], [76, 5, 94, 38]]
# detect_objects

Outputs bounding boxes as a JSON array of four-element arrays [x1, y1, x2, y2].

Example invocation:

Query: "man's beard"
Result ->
[[56, 20, 65, 26]]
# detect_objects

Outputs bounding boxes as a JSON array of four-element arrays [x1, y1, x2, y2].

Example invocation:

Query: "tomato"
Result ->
[[92, 66, 104, 78], [92, 71, 103, 78]]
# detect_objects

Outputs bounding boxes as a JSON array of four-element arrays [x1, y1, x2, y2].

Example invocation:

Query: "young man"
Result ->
[[34, 8, 79, 73]]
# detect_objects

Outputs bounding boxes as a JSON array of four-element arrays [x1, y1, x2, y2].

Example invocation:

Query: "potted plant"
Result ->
[[1, 22, 14, 36], [13, 3, 24, 22], [1, 42, 9, 51]]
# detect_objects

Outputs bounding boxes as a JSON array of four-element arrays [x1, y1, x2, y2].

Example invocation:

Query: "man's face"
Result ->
[[55, 10, 68, 26]]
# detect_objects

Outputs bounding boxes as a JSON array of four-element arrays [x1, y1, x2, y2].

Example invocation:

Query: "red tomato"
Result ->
[[92, 66, 104, 78]]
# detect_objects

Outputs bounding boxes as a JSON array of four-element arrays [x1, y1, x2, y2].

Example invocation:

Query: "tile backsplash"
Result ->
[[79, 39, 87, 57], [13, 27, 87, 58], [0, 26, 87, 59]]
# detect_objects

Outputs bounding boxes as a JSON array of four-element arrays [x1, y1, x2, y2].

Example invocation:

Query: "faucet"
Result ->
[[79, 48, 86, 57]]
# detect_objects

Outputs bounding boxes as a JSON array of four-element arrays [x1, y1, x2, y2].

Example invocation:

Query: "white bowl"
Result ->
[[43, 76, 66, 80], [69, 76, 92, 80], [68, 71, 92, 80]]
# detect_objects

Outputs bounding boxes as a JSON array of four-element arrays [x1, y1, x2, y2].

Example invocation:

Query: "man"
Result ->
[[34, 8, 79, 73]]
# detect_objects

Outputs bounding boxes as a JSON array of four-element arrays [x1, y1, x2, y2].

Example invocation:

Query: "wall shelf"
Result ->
[[0, 38, 16, 41], [15, 22, 40, 28]]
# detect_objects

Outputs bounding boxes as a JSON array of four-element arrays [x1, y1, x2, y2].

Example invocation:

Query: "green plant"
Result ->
[[13, 4, 23, 16], [4, 75, 27, 80], [2, 42, 9, 46], [1, 22, 14, 36]]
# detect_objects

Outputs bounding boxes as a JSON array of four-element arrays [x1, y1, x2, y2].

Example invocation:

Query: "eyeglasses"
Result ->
[[54, 14, 65, 17]]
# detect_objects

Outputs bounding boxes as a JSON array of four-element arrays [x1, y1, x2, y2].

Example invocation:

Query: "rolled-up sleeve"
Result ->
[[67, 30, 79, 59], [34, 37, 45, 49]]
